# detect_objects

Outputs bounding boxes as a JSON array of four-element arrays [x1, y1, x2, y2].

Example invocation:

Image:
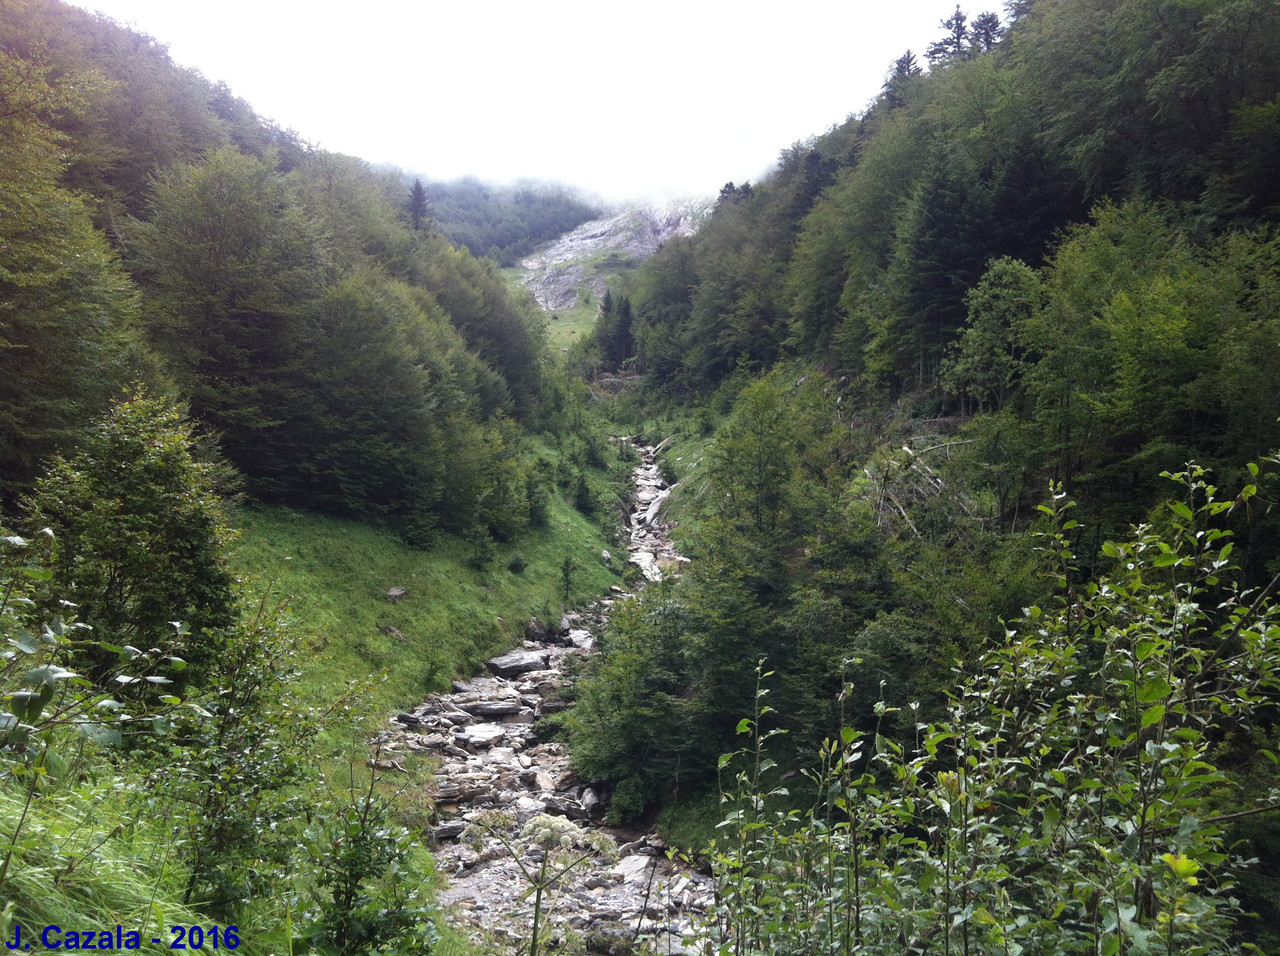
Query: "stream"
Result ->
[[375, 441, 711, 955]]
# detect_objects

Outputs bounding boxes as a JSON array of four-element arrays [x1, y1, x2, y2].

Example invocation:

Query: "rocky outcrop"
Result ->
[[521, 200, 712, 313]]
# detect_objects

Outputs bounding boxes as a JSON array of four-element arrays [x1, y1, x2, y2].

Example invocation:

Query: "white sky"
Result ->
[[72, 0, 971, 204]]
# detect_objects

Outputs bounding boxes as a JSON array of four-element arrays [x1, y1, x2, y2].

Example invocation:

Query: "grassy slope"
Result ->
[[231, 486, 624, 717], [0, 452, 624, 956], [502, 247, 646, 354]]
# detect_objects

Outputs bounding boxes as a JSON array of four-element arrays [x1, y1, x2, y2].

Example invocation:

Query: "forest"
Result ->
[[0, 0, 626, 951], [421, 177, 602, 267], [3, 0, 1280, 952], [565, 0, 1280, 950]]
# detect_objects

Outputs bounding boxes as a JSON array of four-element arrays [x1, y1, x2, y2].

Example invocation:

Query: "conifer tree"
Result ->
[[24, 391, 237, 683], [927, 5, 970, 63], [407, 176, 430, 231]]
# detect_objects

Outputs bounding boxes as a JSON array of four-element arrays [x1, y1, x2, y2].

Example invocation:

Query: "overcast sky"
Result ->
[[72, 0, 972, 204]]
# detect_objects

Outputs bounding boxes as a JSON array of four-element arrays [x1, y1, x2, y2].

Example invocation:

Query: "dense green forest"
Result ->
[[418, 177, 602, 267], [5, 0, 1280, 952], [563, 0, 1280, 950], [0, 0, 625, 951]]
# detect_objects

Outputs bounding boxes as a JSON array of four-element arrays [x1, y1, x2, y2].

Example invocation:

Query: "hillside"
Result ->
[[4, 0, 1280, 953], [514, 199, 713, 351], [416, 176, 603, 267], [558, 0, 1280, 950], [0, 1, 633, 951]]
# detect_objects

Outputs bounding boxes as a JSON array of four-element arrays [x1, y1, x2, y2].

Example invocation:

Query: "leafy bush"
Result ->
[[706, 465, 1280, 954], [298, 763, 438, 956]]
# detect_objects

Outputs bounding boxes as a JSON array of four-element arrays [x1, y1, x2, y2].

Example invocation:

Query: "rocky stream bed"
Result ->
[[374, 442, 712, 955]]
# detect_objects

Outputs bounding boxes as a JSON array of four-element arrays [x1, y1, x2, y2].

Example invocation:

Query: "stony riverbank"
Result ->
[[374, 442, 711, 954]]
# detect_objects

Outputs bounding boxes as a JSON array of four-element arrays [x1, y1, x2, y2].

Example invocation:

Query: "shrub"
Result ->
[[706, 466, 1280, 955]]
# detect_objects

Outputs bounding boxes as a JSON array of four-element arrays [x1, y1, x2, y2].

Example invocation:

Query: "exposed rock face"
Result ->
[[375, 442, 707, 954], [521, 200, 712, 313]]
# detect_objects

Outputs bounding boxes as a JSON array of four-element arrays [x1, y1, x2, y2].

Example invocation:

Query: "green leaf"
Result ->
[[1169, 501, 1194, 522], [1152, 551, 1181, 567], [1161, 852, 1200, 881], [7, 691, 46, 723], [78, 723, 123, 747], [9, 636, 39, 655], [1138, 678, 1172, 703], [22, 664, 75, 689], [1141, 704, 1165, 729]]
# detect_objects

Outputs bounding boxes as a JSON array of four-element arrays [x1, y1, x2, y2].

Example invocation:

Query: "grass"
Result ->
[[543, 300, 600, 352], [0, 779, 213, 948], [501, 243, 648, 353], [231, 490, 624, 718], [0, 770, 482, 955]]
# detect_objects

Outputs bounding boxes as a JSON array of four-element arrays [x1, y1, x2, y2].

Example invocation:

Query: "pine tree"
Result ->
[[882, 50, 923, 108], [969, 11, 1003, 52], [24, 391, 238, 683], [407, 177, 431, 232], [926, 5, 970, 64]]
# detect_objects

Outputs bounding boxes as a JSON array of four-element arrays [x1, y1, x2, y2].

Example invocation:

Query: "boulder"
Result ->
[[460, 699, 522, 718], [628, 550, 662, 582], [533, 771, 557, 792], [432, 820, 466, 841], [610, 854, 659, 884], [487, 649, 550, 678], [457, 723, 506, 748]]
